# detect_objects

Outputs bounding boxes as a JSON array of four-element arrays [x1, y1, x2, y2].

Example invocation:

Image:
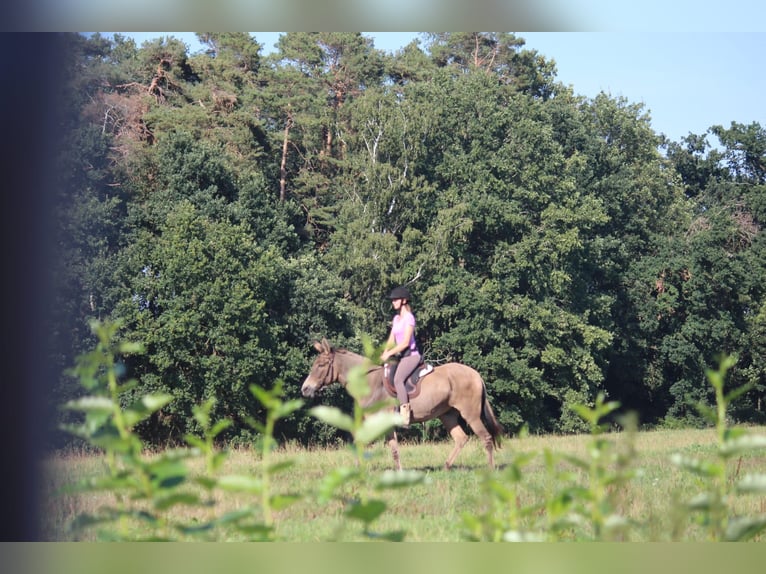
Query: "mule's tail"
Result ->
[[480, 381, 504, 449]]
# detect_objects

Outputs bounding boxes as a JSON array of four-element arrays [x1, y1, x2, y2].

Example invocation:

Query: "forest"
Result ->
[[50, 31, 766, 447]]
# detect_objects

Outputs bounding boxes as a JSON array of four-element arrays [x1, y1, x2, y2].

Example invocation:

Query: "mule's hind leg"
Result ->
[[463, 414, 495, 469], [387, 431, 402, 471], [440, 410, 469, 470]]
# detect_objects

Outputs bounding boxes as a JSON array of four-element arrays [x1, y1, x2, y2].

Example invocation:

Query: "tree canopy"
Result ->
[[51, 32, 766, 446]]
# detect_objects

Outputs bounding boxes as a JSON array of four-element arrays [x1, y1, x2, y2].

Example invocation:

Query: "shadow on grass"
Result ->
[[408, 463, 509, 472]]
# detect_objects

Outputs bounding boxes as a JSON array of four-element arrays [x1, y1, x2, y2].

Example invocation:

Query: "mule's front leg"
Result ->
[[387, 431, 402, 471]]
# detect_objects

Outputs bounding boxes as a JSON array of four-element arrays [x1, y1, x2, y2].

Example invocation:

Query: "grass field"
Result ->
[[39, 425, 766, 542]]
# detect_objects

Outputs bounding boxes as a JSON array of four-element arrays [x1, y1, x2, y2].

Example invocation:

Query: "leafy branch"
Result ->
[[671, 354, 766, 541], [62, 319, 192, 540]]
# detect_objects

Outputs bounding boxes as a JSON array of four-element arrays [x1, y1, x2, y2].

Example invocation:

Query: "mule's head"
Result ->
[[300, 338, 336, 398]]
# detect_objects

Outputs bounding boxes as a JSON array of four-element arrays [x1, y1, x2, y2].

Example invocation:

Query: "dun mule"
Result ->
[[301, 339, 504, 470]]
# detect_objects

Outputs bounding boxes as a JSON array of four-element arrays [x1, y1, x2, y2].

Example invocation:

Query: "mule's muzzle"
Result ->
[[301, 378, 319, 398]]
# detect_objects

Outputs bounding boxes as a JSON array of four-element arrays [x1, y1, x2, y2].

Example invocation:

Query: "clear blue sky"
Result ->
[[522, 32, 765, 143], [112, 31, 765, 144]]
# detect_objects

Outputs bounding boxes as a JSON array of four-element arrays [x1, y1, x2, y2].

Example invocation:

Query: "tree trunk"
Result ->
[[279, 110, 293, 202]]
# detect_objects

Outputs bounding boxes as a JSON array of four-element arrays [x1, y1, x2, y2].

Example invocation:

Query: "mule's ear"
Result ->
[[313, 340, 323, 353], [321, 338, 331, 353]]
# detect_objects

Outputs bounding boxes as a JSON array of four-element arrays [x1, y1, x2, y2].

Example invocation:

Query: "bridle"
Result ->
[[312, 348, 382, 391]]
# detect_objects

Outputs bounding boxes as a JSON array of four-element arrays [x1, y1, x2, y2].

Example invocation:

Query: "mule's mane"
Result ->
[[333, 348, 382, 372], [335, 348, 360, 357]]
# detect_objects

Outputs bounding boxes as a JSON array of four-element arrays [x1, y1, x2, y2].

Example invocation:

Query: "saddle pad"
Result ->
[[383, 364, 433, 400]]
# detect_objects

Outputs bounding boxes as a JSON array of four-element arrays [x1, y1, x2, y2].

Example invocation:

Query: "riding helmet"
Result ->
[[388, 286, 412, 300]]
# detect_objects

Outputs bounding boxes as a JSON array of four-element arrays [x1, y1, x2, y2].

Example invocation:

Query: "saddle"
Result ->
[[383, 360, 434, 400]]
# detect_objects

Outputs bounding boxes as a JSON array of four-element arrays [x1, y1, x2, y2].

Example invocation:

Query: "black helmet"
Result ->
[[388, 286, 412, 300]]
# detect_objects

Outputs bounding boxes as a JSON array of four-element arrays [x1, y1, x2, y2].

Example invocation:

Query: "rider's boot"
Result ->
[[399, 403, 411, 428]]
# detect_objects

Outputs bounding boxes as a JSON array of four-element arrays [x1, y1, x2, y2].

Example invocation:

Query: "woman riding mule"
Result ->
[[301, 339, 504, 470], [380, 286, 420, 428]]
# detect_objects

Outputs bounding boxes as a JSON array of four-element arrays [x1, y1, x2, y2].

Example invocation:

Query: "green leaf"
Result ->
[[267, 460, 296, 475], [683, 492, 718, 512], [309, 406, 354, 432], [361, 398, 397, 416], [461, 512, 482, 534], [146, 457, 188, 487], [232, 523, 274, 539], [488, 479, 516, 502], [570, 404, 594, 424], [695, 403, 717, 424], [345, 499, 387, 524], [192, 398, 215, 428], [318, 467, 360, 503], [376, 470, 426, 490], [211, 451, 228, 472], [63, 471, 136, 494], [69, 510, 120, 531], [154, 492, 200, 511], [90, 432, 142, 454], [127, 509, 159, 525], [551, 486, 591, 507], [705, 367, 725, 392], [249, 384, 277, 410], [63, 396, 115, 414], [724, 382, 754, 405], [210, 419, 233, 438], [270, 494, 302, 511], [603, 514, 631, 534], [184, 434, 207, 450], [366, 529, 407, 542], [115, 379, 139, 395], [670, 453, 725, 478], [724, 515, 766, 542], [723, 427, 749, 442], [123, 393, 174, 428], [720, 434, 766, 457], [118, 341, 145, 354], [570, 393, 620, 430], [559, 453, 590, 472], [274, 399, 305, 420], [346, 366, 372, 401], [176, 522, 215, 535], [216, 507, 255, 524], [217, 475, 264, 494], [355, 411, 400, 445], [244, 416, 266, 434], [160, 447, 198, 462], [503, 530, 547, 542], [194, 476, 217, 490], [121, 411, 144, 429], [142, 393, 174, 412], [735, 474, 766, 495]]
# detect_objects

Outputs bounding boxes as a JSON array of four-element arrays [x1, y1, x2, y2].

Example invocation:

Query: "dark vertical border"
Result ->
[[0, 32, 65, 541]]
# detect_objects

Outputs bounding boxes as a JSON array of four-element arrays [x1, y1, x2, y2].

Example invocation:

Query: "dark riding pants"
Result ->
[[394, 352, 421, 405]]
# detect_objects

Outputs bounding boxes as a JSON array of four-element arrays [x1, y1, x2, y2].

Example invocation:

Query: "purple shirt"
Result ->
[[392, 311, 417, 352]]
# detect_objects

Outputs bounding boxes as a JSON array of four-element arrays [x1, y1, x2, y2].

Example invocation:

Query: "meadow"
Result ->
[[40, 425, 766, 542], [47, 322, 766, 542]]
